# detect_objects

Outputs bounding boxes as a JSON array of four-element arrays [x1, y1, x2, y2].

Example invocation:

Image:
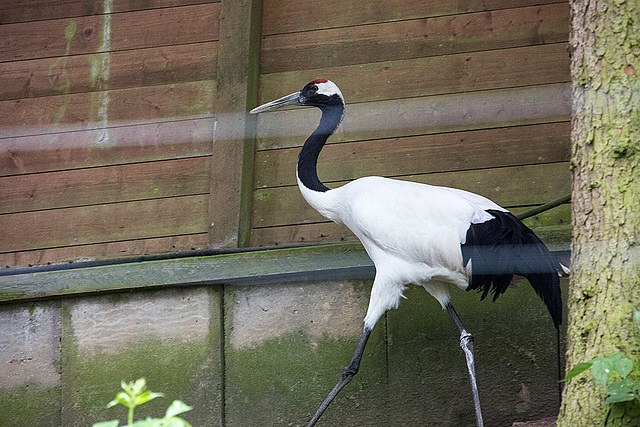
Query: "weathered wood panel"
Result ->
[[0, 0, 218, 24], [0, 195, 208, 253], [0, 118, 214, 177], [252, 0, 572, 250], [251, 222, 356, 247], [0, 0, 222, 267], [255, 83, 572, 150], [0, 243, 374, 301], [254, 122, 570, 188], [0, 157, 211, 214], [1, 42, 217, 101], [261, 3, 570, 73], [0, 80, 216, 139], [252, 162, 570, 229], [259, 43, 569, 105], [0, 4, 220, 62], [0, 234, 209, 268], [262, 0, 566, 35]]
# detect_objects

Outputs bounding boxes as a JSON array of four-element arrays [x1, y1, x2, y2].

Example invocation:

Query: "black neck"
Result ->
[[297, 104, 344, 192]]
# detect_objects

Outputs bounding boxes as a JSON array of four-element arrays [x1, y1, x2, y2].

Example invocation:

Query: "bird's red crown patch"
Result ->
[[310, 79, 328, 84]]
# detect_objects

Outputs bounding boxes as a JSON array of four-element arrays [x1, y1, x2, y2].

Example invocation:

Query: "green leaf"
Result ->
[[134, 379, 147, 392], [605, 379, 637, 404], [598, 353, 634, 380], [127, 378, 147, 396], [121, 378, 147, 397], [131, 417, 162, 427], [163, 418, 192, 427], [165, 400, 193, 418], [134, 391, 164, 406], [590, 353, 632, 385], [591, 358, 611, 385], [611, 356, 634, 379], [92, 421, 120, 427], [107, 391, 133, 408], [606, 352, 625, 362], [561, 361, 594, 382]]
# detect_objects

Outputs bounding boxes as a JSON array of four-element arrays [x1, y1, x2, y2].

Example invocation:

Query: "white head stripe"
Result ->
[[315, 80, 344, 102]]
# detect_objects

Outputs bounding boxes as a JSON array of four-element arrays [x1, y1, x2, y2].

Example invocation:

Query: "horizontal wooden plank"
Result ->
[[518, 202, 571, 229], [250, 203, 572, 248], [0, 118, 214, 177], [0, 242, 376, 302], [259, 43, 570, 105], [1, 42, 217, 101], [251, 162, 571, 228], [262, 0, 566, 35], [256, 83, 572, 150], [0, 1, 218, 25], [0, 80, 216, 139], [0, 3, 220, 62], [261, 3, 569, 73], [0, 156, 211, 214], [254, 122, 570, 188], [0, 194, 209, 253], [0, 234, 209, 269], [251, 222, 357, 247]]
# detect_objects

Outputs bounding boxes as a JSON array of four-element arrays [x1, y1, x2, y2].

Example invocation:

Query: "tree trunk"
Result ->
[[558, 0, 640, 426]]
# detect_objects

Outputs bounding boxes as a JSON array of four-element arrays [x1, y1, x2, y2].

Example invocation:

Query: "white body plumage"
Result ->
[[298, 174, 507, 329]]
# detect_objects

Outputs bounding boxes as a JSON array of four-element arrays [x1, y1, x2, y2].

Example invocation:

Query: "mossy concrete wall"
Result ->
[[0, 287, 222, 426], [0, 278, 567, 426], [0, 301, 62, 426], [224, 278, 568, 427]]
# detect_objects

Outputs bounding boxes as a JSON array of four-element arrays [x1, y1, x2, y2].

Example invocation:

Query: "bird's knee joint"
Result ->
[[460, 331, 474, 347], [342, 364, 358, 379]]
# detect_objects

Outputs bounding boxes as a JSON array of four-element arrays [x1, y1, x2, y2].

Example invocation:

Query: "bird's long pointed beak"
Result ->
[[249, 91, 302, 114]]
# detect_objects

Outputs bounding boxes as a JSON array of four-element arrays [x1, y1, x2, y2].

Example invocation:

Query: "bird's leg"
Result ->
[[446, 302, 484, 427], [306, 326, 372, 427]]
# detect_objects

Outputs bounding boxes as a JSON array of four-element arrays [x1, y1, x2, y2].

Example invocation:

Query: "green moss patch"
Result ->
[[0, 385, 61, 426]]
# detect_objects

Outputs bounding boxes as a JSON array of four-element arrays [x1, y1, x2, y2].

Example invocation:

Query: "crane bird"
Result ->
[[250, 79, 568, 427]]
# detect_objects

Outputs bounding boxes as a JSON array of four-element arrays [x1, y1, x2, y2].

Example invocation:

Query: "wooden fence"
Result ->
[[0, 0, 571, 268], [1, 1, 223, 267], [250, 0, 571, 246]]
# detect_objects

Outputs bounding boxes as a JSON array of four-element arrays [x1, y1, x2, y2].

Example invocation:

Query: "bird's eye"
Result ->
[[312, 85, 318, 91]]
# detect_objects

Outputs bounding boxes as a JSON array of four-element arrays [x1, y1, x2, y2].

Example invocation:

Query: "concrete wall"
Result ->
[[0, 277, 567, 426], [0, 287, 221, 426]]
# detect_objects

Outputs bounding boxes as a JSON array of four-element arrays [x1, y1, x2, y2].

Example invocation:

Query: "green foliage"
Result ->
[[92, 379, 193, 427], [562, 312, 640, 405]]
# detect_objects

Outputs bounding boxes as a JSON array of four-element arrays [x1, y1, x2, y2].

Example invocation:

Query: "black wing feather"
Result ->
[[461, 209, 563, 328]]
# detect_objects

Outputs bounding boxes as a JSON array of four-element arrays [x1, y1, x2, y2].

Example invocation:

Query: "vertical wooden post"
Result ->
[[208, 0, 263, 248]]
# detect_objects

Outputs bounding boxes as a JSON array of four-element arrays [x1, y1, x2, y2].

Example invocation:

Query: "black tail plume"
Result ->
[[461, 210, 563, 328]]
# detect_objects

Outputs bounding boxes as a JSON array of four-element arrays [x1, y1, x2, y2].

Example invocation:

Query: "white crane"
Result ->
[[250, 79, 568, 427]]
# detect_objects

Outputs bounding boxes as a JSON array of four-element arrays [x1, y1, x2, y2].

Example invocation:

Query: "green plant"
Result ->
[[92, 378, 193, 427], [561, 311, 640, 404]]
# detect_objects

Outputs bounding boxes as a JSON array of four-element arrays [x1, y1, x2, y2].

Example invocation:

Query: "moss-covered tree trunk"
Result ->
[[558, 0, 640, 426]]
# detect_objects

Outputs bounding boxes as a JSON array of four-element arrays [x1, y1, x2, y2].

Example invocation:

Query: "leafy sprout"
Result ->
[[93, 378, 192, 427]]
